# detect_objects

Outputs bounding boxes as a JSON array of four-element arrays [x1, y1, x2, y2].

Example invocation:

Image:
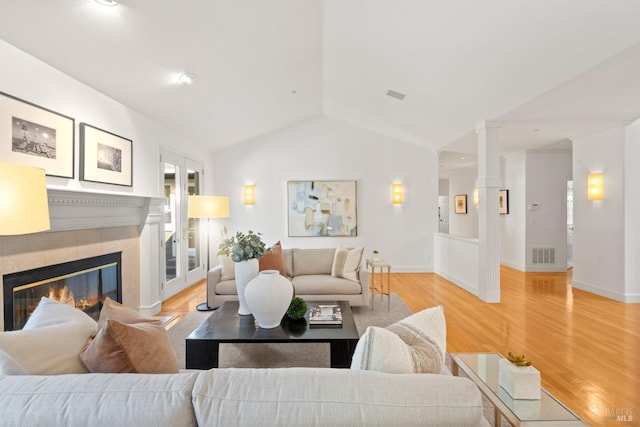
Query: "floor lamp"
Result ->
[[188, 195, 230, 311], [0, 162, 51, 236]]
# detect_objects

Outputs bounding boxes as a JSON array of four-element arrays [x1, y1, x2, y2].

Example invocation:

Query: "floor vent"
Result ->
[[532, 247, 555, 264]]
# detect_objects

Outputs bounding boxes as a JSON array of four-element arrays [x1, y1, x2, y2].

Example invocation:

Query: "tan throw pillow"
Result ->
[[349, 305, 446, 374], [219, 255, 235, 281], [332, 247, 363, 282], [259, 241, 286, 276], [98, 297, 162, 328], [80, 320, 179, 373]]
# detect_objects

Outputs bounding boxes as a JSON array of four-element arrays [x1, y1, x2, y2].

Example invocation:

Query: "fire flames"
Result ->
[[48, 285, 76, 307]]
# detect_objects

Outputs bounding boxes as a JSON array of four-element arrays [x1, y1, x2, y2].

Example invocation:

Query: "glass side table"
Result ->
[[365, 258, 391, 311], [451, 353, 588, 427]]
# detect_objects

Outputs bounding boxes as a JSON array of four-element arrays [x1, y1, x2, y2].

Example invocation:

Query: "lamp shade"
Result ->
[[0, 162, 50, 235], [188, 195, 230, 219]]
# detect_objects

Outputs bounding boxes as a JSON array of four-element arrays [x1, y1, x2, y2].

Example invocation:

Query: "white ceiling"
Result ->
[[2, 0, 640, 175]]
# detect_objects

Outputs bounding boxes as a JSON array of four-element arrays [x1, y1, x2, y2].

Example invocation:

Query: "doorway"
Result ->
[[566, 180, 573, 269], [438, 196, 450, 234], [162, 150, 204, 299]]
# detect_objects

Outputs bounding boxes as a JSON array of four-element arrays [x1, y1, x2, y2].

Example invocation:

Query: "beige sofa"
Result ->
[[207, 248, 369, 308], [0, 367, 489, 426]]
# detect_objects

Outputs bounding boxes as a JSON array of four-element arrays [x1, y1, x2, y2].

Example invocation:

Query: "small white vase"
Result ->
[[234, 258, 259, 315], [244, 270, 294, 329]]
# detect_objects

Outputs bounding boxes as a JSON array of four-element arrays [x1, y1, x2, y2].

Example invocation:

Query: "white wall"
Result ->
[[448, 166, 478, 238], [624, 120, 640, 302], [211, 117, 438, 271], [434, 233, 479, 296], [524, 150, 572, 272], [438, 179, 449, 196], [501, 152, 527, 270], [0, 40, 211, 197], [572, 126, 626, 301]]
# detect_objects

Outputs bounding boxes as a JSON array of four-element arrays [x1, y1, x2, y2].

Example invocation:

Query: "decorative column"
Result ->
[[138, 197, 166, 316], [476, 120, 502, 303]]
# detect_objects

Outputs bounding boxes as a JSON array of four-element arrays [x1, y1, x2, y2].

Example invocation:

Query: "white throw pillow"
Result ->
[[350, 305, 447, 374], [331, 247, 363, 282], [386, 305, 446, 373], [0, 296, 98, 375], [0, 321, 96, 374], [219, 255, 235, 281], [0, 349, 28, 375], [350, 326, 414, 373], [24, 297, 98, 331]]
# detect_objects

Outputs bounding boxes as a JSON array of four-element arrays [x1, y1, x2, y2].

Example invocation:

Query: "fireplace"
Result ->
[[3, 252, 122, 331]]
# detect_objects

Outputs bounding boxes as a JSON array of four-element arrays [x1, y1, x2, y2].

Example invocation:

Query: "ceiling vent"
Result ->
[[386, 89, 406, 100]]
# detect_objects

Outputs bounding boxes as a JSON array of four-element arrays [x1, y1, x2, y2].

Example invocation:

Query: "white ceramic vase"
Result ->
[[234, 258, 259, 315], [244, 270, 294, 329]]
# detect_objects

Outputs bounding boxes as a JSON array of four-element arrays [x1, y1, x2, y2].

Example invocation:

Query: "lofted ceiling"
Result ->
[[1, 0, 640, 176]]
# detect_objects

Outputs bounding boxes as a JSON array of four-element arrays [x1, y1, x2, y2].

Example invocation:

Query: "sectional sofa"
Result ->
[[0, 367, 489, 426]]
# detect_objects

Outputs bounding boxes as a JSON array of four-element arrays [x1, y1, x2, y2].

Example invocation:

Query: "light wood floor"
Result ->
[[158, 267, 639, 427]]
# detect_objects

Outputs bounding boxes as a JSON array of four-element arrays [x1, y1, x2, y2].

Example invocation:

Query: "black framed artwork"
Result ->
[[80, 122, 132, 187], [0, 91, 75, 178]]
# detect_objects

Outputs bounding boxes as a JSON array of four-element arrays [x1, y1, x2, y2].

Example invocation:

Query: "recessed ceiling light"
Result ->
[[95, 0, 119, 6], [179, 73, 196, 85]]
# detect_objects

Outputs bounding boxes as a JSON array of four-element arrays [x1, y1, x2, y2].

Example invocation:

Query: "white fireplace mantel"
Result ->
[[44, 188, 166, 316], [47, 188, 165, 231]]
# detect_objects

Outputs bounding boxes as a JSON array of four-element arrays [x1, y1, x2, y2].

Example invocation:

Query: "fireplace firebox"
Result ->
[[3, 252, 122, 331]]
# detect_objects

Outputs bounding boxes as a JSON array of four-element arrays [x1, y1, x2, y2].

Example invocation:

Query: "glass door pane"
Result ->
[[187, 168, 200, 272], [164, 161, 181, 281]]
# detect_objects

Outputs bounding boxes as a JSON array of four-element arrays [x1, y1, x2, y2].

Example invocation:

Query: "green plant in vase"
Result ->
[[217, 227, 267, 262]]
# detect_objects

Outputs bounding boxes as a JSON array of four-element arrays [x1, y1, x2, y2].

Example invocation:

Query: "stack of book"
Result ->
[[308, 303, 342, 327]]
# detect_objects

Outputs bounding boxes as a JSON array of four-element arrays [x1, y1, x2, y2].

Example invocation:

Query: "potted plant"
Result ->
[[372, 250, 380, 261], [217, 228, 267, 262], [218, 228, 267, 315]]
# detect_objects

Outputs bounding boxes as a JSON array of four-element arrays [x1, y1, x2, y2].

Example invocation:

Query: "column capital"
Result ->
[[475, 120, 501, 133], [475, 177, 503, 189]]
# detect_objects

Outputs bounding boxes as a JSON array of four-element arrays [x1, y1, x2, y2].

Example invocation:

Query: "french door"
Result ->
[[161, 150, 204, 299]]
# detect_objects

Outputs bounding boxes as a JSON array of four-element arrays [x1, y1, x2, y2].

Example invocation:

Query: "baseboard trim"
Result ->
[[138, 300, 162, 316], [571, 279, 639, 303]]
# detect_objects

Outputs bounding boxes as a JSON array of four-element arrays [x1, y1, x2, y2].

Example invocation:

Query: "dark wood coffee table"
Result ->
[[185, 300, 359, 369]]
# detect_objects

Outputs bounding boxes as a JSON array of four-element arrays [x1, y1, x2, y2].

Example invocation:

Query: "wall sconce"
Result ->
[[244, 184, 255, 205], [473, 188, 479, 206], [587, 173, 604, 201], [392, 183, 404, 204]]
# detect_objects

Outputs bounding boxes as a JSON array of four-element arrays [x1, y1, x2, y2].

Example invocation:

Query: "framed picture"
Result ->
[[499, 189, 509, 214], [80, 123, 132, 187], [0, 91, 75, 178], [454, 194, 467, 214], [287, 180, 357, 237]]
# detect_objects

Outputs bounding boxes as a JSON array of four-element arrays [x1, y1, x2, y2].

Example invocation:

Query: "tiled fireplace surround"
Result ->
[[0, 189, 164, 331]]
